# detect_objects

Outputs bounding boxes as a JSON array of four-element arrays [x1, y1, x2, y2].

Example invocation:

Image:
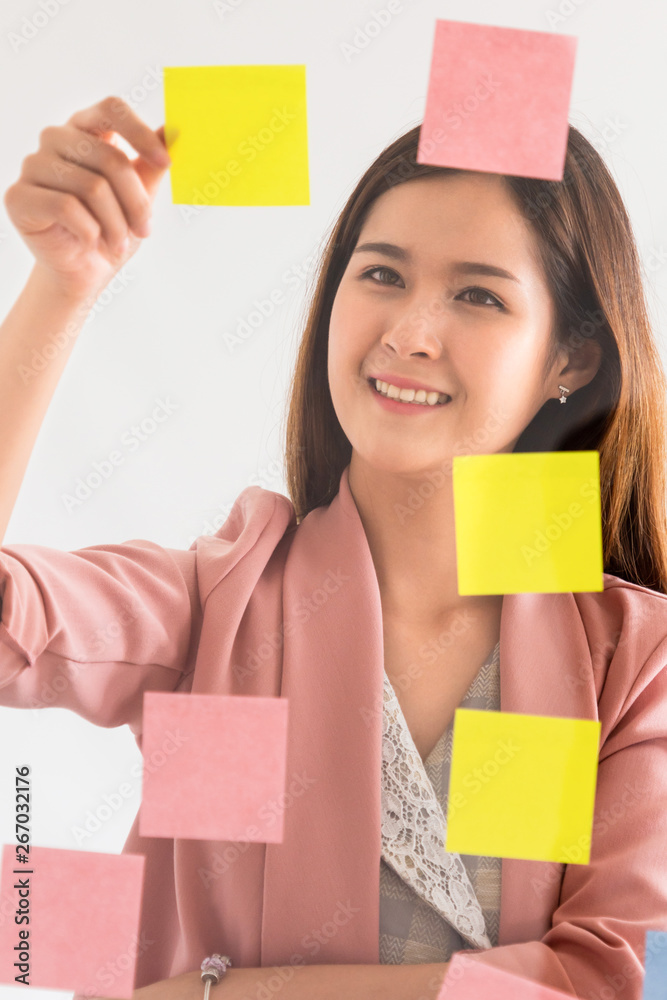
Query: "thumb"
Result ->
[[132, 124, 172, 201]]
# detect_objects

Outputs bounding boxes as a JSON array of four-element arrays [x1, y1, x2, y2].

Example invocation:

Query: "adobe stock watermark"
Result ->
[[178, 106, 298, 224], [17, 267, 134, 384], [561, 306, 607, 354], [433, 73, 501, 132], [446, 736, 521, 819], [545, 0, 587, 28], [197, 771, 318, 888], [588, 115, 629, 158], [520, 475, 599, 567], [414, 972, 450, 1000], [392, 405, 511, 526], [70, 727, 190, 846], [61, 395, 180, 513], [46, 78, 160, 188], [339, 0, 405, 63], [262, 902, 361, 998], [8, 0, 73, 53], [186, 500, 234, 546], [185, 446, 305, 545], [25, 600, 141, 717], [565, 597, 661, 693], [564, 629, 623, 693], [213, 0, 250, 17], [520, 118, 627, 224], [41, 80, 163, 181], [359, 607, 477, 728], [577, 950, 644, 1000], [530, 778, 651, 897], [435, 952, 487, 998], [394, 607, 476, 689], [185, 469, 276, 546], [70, 777, 139, 847], [233, 567, 351, 683], [383, 73, 501, 187], [643, 242, 667, 275], [77, 930, 154, 999], [49, 98, 136, 184], [223, 244, 319, 353], [119, 65, 163, 111], [237, 899, 361, 1000]]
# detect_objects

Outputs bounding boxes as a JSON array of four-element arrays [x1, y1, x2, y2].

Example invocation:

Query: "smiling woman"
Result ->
[[1, 102, 666, 1000], [276, 121, 667, 991], [285, 123, 667, 596]]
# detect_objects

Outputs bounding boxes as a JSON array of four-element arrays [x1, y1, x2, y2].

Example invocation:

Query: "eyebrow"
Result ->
[[351, 241, 521, 284]]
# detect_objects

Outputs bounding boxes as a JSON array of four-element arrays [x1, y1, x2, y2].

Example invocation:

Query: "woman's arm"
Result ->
[[0, 97, 169, 547], [115, 961, 450, 1000]]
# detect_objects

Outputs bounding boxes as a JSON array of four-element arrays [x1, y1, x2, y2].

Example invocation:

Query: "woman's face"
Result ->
[[327, 172, 569, 476]]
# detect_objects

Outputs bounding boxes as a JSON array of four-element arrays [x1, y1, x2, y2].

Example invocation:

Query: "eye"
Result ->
[[359, 265, 403, 286], [359, 269, 506, 311], [457, 287, 505, 310]]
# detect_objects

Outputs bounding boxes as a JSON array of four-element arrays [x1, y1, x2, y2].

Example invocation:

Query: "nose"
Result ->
[[379, 293, 447, 359]]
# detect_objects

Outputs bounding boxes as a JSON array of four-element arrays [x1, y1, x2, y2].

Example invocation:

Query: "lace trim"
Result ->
[[381, 672, 492, 950]]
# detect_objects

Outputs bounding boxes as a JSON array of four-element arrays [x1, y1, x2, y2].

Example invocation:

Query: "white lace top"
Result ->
[[379, 640, 502, 964]]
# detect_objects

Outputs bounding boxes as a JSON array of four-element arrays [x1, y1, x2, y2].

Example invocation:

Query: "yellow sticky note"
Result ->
[[445, 709, 601, 864], [452, 451, 604, 595], [164, 64, 309, 206]]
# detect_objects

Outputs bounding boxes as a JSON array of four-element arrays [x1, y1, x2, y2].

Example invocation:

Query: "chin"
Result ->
[[353, 447, 449, 478]]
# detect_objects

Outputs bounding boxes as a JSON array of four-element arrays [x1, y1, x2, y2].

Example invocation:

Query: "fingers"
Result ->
[[62, 97, 172, 227], [4, 181, 102, 250], [66, 96, 171, 168], [4, 96, 173, 273], [21, 137, 143, 251]]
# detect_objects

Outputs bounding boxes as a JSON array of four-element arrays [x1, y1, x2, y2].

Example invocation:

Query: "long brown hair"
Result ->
[[283, 123, 667, 594]]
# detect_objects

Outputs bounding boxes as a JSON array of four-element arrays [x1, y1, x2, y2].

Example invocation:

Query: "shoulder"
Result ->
[[574, 575, 667, 743], [189, 485, 297, 602], [573, 573, 667, 653]]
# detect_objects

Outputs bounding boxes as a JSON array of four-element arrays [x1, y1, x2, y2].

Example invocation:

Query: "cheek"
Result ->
[[327, 299, 354, 402], [327, 310, 344, 382], [465, 334, 543, 385], [328, 289, 348, 351], [328, 292, 364, 371]]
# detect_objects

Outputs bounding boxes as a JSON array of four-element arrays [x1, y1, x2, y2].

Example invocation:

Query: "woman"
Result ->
[[0, 97, 666, 1000]]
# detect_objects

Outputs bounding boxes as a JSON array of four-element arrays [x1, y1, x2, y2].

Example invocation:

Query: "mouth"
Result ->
[[367, 377, 451, 408]]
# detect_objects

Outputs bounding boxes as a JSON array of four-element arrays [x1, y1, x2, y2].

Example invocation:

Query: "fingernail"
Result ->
[[153, 149, 171, 167]]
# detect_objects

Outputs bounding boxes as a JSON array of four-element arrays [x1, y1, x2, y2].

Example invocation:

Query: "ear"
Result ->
[[550, 335, 603, 400]]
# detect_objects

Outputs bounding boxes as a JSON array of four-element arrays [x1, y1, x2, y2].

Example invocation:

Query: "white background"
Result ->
[[0, 0, 666, 996]]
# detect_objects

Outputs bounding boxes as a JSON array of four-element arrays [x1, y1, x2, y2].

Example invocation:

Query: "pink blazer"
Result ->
[[1, 464, 666, 999]]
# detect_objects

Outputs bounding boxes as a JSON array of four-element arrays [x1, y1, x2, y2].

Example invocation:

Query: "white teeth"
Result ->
[[373, 379, 448, 406]]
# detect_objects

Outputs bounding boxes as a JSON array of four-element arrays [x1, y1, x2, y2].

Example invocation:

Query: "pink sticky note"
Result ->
[[438, 954, 576, 999], [418, 20, 577, 181], [139, 692, 289, 842], [0, 844, 145, 999]]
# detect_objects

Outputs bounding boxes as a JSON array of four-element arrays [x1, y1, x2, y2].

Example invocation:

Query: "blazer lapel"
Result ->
[[497, 588, 599, 944], [261, 465, 385, 965]]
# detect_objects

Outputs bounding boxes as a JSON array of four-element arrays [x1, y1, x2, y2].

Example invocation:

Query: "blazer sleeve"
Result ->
[[0, 537, 203, 731], [463, 617, 667, 999]]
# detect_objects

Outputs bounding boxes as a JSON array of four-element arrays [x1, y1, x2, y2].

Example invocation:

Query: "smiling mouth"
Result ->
[[367, 377, 451, 406]]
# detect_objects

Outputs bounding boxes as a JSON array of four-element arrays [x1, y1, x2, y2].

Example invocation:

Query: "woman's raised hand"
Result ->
[[3, 96, 172, 303]]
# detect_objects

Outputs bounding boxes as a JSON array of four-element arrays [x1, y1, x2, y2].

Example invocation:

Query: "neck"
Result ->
[[347, 454, 502, 627]]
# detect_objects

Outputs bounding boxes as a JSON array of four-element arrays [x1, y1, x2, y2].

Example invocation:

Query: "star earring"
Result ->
[[558, 385, 571, 404]]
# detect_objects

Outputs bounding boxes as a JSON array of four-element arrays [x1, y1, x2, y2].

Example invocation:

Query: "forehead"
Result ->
[[358, 172, 541, 272]]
